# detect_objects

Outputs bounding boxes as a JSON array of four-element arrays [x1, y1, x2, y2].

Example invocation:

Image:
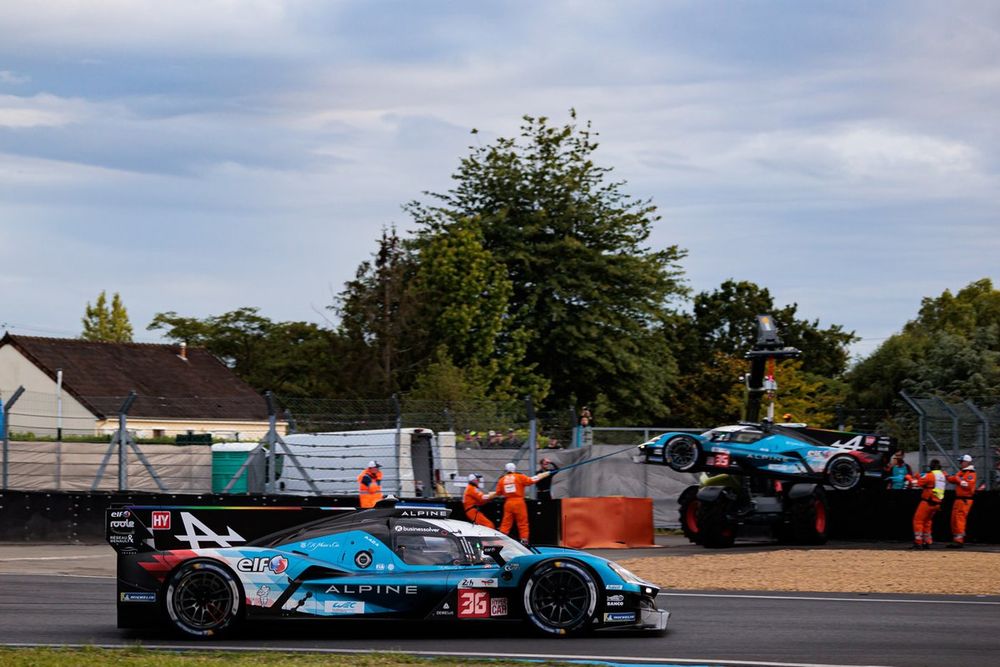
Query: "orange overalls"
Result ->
[[908, 469, 945, 546], [357, 467, 383, 508], [947, 467, 976, 544], [496, 472, 536, 541], [463, 483, 495, 529]]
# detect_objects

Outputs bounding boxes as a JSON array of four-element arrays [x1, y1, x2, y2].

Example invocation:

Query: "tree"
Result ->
[[410, 217, 548, 401], [334, 227, 423, 396], [666, 280, 856, 426], [81, 290, 133, 342], [148, 308, 343, 397], [847, 278, 1000, 411], [408, 111, 687, 421]]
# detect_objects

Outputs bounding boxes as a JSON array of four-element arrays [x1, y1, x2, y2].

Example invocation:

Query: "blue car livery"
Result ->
[[641, 423, 893, 491], [107, 503, 668, 638]]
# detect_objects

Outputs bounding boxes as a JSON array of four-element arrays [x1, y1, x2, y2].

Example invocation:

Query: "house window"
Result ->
[[153, 429, 165, 438]]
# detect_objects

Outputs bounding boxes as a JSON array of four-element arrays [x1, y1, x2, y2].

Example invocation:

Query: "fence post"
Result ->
[[117, 392, 137, 491], [392, 395, 402, 496], [526, 396, 537, 499], [2, 386, 26, 491], [899, 392, 927, 471], [265, 392, 277, 494], [964, 399, 992, 491], [935, 396, 960, 468]]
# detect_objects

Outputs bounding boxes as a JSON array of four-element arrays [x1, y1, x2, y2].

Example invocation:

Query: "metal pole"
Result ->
[[117, 392, 136, 491], [265, 392, 277, 495], [899, 392, 927, 471], [2, 387, 26, 491], [964, 400, 991, 491], [935, 397, 960, 469], [526, 396, 537, 499], [55, 369, 63, 490]]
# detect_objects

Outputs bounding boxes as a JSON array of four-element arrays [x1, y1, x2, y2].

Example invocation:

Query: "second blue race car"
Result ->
[[641, 422, 893, 491]]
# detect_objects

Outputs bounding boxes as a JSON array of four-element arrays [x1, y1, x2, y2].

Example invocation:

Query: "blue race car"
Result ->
[[641, 423, 893, 491], [106, 503, 668, 638]]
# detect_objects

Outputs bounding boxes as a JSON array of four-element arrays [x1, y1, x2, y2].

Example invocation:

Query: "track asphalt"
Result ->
[[2, 539, 999, 667]]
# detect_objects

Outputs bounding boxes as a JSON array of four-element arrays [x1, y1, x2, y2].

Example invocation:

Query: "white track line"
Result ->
[[0, 572, 114, 579], [658, 592, 1000, 605], [0, 642, 892, 667]]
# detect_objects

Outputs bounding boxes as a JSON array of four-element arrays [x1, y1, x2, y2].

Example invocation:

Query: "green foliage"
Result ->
[[81, 290, 134, 342], [409, 111, 687, 421], [333, 227, 422, 396], [847, 278, 1000, 410], [666, 280, 856, 426], [148, 308, 342, 397]]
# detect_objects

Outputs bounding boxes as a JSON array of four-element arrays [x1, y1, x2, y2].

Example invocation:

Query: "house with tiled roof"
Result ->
[[0, 334, 272, 440]]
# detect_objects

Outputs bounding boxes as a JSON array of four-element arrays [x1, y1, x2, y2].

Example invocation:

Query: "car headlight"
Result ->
[[608, 561, 646, 586]]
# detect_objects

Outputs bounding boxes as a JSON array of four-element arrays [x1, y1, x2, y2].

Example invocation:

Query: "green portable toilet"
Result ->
[[211, 442, 258, 493]]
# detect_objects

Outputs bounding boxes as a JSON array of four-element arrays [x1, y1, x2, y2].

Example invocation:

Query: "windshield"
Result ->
[[706, 428, 765, 444], [461, 533, 532, 565]]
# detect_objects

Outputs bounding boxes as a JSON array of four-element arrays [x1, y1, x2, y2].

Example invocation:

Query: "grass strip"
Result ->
[[0, 646, 580, 667]]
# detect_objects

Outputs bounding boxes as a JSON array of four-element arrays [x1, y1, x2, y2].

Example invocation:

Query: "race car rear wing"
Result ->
[[774, 425, 896, 453], [105, 505, 353, 554]]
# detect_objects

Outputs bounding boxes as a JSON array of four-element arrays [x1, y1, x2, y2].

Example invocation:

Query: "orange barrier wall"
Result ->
[[560, 496, 655, 548]]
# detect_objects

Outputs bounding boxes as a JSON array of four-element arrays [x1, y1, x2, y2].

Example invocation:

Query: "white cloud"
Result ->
[[0, 70, 29, 85], [0, 94, 93, 128]]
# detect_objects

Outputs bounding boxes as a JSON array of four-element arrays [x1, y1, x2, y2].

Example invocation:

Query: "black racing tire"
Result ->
[[696, 492, 737, 548], [826, 455, 863, 492], [788, 487, 829, 545], [663, 435, 702, 473], [677, 486, 702, 544], [522, 559, 598, 637], [164, 559, 244, 638]]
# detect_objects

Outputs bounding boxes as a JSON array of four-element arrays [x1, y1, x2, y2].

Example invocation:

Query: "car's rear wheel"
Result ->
[[826, 455, 863, 491], [677, 485, 701, 544], [522, 560, 598, 636], [663, 436, 702, 472], [165, 559, 243, 638], [697, 490, 737, 548]]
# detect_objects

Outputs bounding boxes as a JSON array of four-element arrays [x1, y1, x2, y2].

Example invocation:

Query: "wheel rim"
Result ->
[[667, 437, 698, 470], [172, 568, 234, 631], [829, 458, 861, 489], [685, 501, 700, 534], [528, 568, 592, 629]]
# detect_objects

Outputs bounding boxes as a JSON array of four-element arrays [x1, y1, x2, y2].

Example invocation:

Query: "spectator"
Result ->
[[782, 413, 795, 423], [579, 406, 593, 426], [884, 451, 914, 490], [546, 436, 562, 449], [501, 428, 522, 448], [535, 458, 560, 500]]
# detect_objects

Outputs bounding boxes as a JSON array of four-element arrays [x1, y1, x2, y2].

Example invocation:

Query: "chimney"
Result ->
[[179, 341, 188, 361]]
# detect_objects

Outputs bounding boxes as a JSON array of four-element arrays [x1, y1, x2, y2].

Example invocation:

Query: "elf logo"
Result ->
[[237, 555, 288, 574]]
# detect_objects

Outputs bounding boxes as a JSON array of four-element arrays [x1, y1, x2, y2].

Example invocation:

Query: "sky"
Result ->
[[0, 0, 998, 363]]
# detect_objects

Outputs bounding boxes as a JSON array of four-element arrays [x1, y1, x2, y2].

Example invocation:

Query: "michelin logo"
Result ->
[[120, 592, 156, 603]]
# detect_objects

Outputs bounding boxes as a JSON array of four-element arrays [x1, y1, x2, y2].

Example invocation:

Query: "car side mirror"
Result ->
[[483, 545, 506, 567]]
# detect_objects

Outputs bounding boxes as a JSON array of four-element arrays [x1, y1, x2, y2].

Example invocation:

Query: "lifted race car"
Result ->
[[637, 314, 894, 548], [641, 423, 893, 492], [106, 503, 668, 638]]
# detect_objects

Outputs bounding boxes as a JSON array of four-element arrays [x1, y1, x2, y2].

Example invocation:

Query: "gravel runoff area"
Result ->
[[619, 549, 1000, 596], [1, 542, 998, 596]]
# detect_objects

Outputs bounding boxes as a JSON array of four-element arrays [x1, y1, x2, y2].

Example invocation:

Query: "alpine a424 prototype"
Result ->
[[642, 423, 893, 491], [107, 503, 668, 638]]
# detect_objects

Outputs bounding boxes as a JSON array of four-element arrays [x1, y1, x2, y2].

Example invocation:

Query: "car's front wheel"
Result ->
[[826, 455, 863, 491], [164, 559, 243, 638], [522, 560, 598, 636], [677, 485, 701, 544], [663, 435, 702, 472]]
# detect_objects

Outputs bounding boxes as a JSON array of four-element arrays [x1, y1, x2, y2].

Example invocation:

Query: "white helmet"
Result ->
[[961, 454, 973, 463], [468, 473, 481, 483], [367, 460, 381, 469], [505, 462, 516, 473]]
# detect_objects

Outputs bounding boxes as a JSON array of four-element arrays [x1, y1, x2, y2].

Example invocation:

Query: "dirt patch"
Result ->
[[618, 549, 1000, 595]]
